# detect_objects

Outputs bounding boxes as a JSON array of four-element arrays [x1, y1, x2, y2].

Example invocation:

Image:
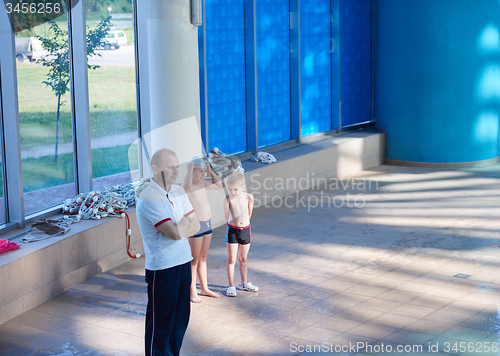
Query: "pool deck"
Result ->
[[1, 164, 499, 355]]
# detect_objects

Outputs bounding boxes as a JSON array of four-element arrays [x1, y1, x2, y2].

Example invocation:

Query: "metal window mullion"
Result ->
[[202, 0, 209, 153], [331, 0, 340, 131], [0, 7, 25, 227], [0, 82, 9, 224], [371, 0, 376, 123], [136, 0, 151, 174], [132, 0, 146, 178], [338, 0, 342, 129], [245, 0, 257, 153], [290, 0, 301, 142], [68, 0, 92, 194]]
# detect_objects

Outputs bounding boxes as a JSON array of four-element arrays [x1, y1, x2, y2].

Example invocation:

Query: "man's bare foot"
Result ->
[[190, 293, 203, 303], [200, 289, 220, 298]]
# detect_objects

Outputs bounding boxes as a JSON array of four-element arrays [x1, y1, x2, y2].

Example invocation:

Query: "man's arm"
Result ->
[[179, 211, 200, 237], [156, 212, 200, 240], [205, 164, 223, 190]]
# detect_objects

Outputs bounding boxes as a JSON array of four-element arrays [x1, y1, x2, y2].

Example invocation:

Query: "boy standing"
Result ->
[[223, 172, 259, 297], [183, 157, 223, 303]]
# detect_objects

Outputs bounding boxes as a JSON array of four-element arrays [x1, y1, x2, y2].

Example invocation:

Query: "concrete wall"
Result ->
[[0, 213, 143, 324], [376, 0, 500, 164], [0, 129, 384, 324]]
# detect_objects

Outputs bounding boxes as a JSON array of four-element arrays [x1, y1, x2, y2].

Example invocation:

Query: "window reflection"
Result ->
[[86, 0, 138, 191], [16, 14, 76, 216]]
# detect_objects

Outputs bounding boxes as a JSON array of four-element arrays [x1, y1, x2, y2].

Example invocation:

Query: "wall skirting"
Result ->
[[385, 156, 500, 168]]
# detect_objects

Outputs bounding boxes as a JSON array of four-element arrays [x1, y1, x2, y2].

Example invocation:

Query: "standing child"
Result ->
[[223, 172, 259, 297], [183, 157, 223, 303]]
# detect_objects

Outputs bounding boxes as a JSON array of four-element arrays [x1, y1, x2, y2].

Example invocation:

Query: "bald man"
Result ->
[[136, 148, 200, 356]]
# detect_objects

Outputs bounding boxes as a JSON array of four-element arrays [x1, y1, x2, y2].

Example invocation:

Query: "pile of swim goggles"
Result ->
[[61, 183, 140, 258], [206, 147, 244, 178], [23, 183, 141, 258], [62, 183, 136, 221]]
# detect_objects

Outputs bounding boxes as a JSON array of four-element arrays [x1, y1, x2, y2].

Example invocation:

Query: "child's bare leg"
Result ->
[[238, 243, 251, 285], [188, 237, 203, 303], [198, 234, 219, 298], [226, 243, 239, 287]]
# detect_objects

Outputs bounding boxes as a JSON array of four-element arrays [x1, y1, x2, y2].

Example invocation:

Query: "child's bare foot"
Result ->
[[190, 293, 203, 303], [201, 289, 220, 298]]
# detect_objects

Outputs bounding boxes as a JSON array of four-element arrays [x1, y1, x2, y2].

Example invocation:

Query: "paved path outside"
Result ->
[[88, 45, 135, 67], [1, 164, 499, 355], [21, 131, 137, 160], [17, 131, 138, 216]]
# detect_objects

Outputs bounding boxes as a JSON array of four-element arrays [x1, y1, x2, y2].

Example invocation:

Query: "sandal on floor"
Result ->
[[237, 282, 259, 292], [226, 286, 237, 297]]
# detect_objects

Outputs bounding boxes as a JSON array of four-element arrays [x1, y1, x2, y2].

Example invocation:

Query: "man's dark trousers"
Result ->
[[145, 262, 191, 356]]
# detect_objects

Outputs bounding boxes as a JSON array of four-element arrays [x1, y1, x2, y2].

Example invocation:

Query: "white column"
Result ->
[[69, 0, 93, 193], [145, 0, 203, 168]]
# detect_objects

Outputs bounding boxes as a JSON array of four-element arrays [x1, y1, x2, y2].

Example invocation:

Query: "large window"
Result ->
[[86, 0, 138, 191], [16, 13, 76, 216], [256, 0, 291, 148], [0, 0, 141, 227], [300, 0, 333, 137], [340, 0, 372, 127], [205, 0, 248, 154]]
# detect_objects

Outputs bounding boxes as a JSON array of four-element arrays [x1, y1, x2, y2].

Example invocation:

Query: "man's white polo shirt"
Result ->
[[136, 179, 194, 271]]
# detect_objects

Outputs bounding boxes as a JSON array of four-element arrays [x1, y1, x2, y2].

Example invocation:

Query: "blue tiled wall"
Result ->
[[340, 0, 372, 127], [201, 0, 373, 153], [300, 0, 332, 136], [256, 0, 291, 148], [205, 0, 247, 154], [377, 0, 500, 163]]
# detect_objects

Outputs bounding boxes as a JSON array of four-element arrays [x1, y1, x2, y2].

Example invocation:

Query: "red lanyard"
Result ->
[[166, 192, 174, 207]]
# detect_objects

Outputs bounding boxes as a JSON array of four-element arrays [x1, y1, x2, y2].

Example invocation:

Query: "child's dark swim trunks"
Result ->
[[226, 224, 251, 245]]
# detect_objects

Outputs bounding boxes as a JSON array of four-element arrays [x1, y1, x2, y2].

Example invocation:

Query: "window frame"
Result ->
[[0, 0, 142, 233]]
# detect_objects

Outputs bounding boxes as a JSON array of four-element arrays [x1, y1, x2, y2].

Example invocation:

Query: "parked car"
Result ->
[[15, 37, 45, 62], [104, 30, 127, 50]]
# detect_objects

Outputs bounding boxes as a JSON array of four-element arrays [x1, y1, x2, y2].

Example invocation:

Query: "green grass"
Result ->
[[20, 144, 138, 192], [121, 27, 134, 44], [17, 63, 137, 151], [21, 151, 75, 191]]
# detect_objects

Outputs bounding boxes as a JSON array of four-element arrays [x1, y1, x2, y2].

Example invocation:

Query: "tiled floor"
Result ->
[[1, 164, 500, 355]]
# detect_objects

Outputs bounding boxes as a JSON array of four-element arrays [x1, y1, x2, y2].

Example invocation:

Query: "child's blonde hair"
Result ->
[[226, 172, 245, 186]]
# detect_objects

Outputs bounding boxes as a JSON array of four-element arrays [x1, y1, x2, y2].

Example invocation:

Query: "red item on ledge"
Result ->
[[0, 239, 20, 254]]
